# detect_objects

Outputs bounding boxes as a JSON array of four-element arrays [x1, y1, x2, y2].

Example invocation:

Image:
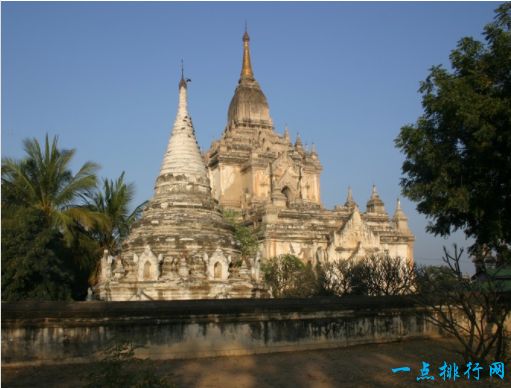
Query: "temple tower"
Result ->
[[96, 72, 264, 301], [206, 29, 322, 210]]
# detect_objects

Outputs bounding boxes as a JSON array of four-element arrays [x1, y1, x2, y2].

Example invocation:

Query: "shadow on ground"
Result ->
[[2, 339, 509, 387]]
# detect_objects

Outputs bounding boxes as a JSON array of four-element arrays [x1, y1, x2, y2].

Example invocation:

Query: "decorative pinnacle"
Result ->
[[295, 132, 302, 147], [370, 184, 381, 200], [311, 142, 317, 154], [241, 26, 254, 80], [243, 20, 249, 41], [346, 186, 354, 205], [394, 197, 408, 223], [179, 59, 187, 89]]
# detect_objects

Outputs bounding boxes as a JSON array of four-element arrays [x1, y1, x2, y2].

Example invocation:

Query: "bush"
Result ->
[[223, 210, 259, 261], [262, 254, 318, 297], [1, 206, 74, 301], [319, 255, 415, 297], [413, 246, 510, 363]]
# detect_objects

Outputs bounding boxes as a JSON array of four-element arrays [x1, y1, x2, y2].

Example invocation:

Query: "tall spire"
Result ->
[[179, 59, 187, 89], [227, 27, 273, 128], [158, 73, 208, 182], [241, 26, 254, 80]]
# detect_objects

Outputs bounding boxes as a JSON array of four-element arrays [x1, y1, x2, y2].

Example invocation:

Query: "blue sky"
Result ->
[[2, 2, 501, 273]]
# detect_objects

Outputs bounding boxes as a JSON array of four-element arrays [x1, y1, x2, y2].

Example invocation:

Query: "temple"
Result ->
[[96, 70, 265, 301], [96, 29, 414, 301], [205, 30, 415, 264]]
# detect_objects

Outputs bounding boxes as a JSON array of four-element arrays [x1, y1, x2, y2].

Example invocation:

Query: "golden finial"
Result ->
[[241, 24, 254, 80], [243, 20, 249, 41]]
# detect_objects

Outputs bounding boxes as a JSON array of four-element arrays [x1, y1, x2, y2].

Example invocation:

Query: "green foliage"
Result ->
[[223, 210, 259, 260], [86, 172, 147, 255], [414, 263, 459, 296], [1, 206, 74, 301], [395, 5, 511, 361], [1, 134, 101, 243], [395, 4, 511, 264], [84, 172, 146, 286], [1, 135, 145, 300], [262, 254, 318, 297], [85, 341, 173, 388], [1, 134, 104, 300]]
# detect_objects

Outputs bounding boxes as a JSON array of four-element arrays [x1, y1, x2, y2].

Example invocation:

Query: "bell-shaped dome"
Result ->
[[228, 80, 272, 127], [227, 30, 273, 128]]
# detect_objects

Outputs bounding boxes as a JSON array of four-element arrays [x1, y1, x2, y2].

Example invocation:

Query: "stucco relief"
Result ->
[[336, 208, 380, 249], [205, 249, 231, 281], [133, 245, 163, 281]]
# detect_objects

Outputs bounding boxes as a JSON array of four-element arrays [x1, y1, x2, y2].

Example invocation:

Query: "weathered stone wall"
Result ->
[[2, 297, 443, 367]]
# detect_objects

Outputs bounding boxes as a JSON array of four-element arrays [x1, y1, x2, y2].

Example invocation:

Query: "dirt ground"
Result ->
[[2, 338, 510, 387]]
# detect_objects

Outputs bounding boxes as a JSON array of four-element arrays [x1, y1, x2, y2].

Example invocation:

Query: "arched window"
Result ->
[[214, 262, 222, 279]]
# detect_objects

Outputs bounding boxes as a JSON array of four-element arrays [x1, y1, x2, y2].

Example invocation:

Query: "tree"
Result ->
[[319, 256, 415, 297], [86, 172, 147, 255], [2, 134, 101, 242], [318, 259, 358, 296], [85, 172, 147, 286], [262, 254, 317, 298], [362, 255, 416, 296], [2, 134, 104, 300], [1, 206, 74, 301], [414, 246, 510, 363], [223, 210, 259, 261], [395, 3, 511, 265]]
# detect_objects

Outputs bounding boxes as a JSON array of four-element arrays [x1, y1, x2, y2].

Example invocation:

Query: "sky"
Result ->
[[2, 1, 502, 274]]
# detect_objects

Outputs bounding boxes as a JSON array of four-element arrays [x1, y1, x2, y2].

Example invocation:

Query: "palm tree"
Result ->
[[86, 172, 147, 255], [2, 134, 101, 241], [85, 172, 147, 286]]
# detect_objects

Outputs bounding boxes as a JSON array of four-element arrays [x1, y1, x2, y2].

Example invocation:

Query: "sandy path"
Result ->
[[3, 339, 510, 387]]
